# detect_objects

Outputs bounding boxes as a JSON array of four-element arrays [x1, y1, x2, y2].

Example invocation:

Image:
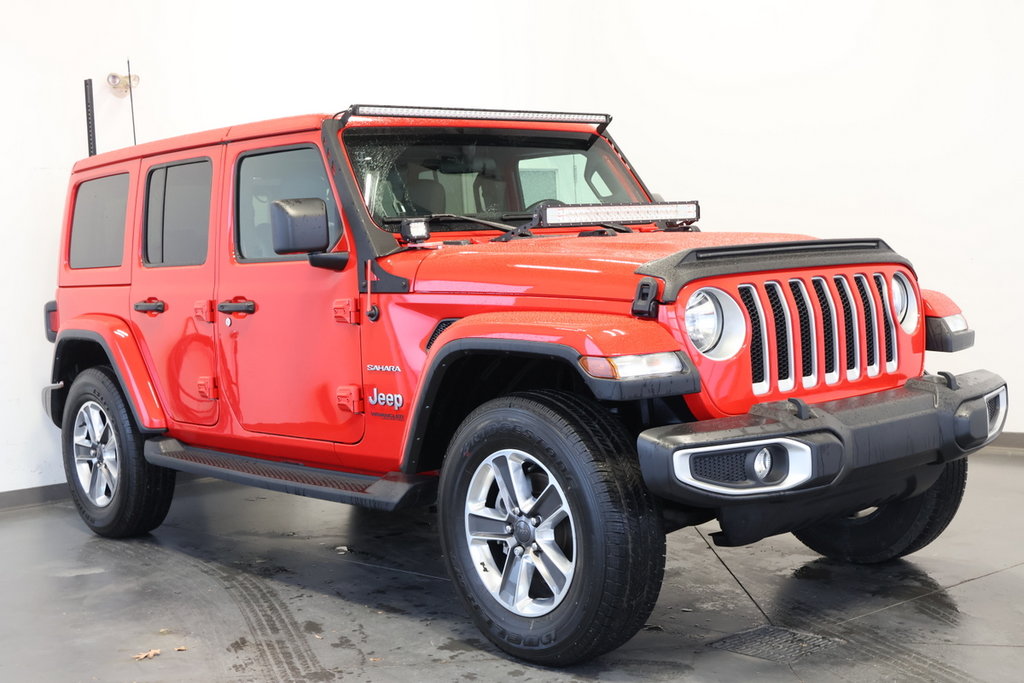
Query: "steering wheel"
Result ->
[[524, 198, 567, 212]]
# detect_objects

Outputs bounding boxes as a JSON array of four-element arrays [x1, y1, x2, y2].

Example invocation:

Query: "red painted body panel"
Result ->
[[436, 312, 682, 356], [921, 289, 963, 318], [128, 146, 223, 426], [71, 115, 326, 173], [212, 134, 364, 457], [56, 310, 167, 430], [412, 232, 809, 300], [336, 296, 678, 474]]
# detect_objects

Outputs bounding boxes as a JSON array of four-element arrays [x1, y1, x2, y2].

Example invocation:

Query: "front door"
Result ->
[[130, 148, 221, 426], [215, 136, 364, 447]]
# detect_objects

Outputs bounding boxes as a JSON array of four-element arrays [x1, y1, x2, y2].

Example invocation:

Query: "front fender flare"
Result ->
[[429, 311, 700, 400], [400, 312, 699, 472]]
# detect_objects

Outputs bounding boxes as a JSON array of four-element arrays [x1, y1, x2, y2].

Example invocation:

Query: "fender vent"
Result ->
[[426, 319, 458, 350]]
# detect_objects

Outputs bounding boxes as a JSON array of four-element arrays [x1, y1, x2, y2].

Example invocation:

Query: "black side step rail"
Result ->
[[144, 437, 437, 511]]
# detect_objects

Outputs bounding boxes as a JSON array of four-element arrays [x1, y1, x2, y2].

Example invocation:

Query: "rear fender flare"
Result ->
[[52, 314, 166, 432]]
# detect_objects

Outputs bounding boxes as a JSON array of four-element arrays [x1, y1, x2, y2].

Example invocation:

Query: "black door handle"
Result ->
[[217, 300, 257, 314], [134, 300, 166, 313]]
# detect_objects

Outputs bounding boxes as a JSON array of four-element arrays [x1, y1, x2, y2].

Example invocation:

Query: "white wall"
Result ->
[[2, 0, 1020, 492]]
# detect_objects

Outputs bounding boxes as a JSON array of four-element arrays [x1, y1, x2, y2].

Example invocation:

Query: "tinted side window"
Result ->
[[145, 160, 212, 266], [236, 147, 341, 260], [69, 174, 129, 269]]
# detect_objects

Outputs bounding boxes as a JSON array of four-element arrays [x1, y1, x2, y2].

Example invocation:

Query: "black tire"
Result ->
[[61, 367, 176, 538], [438, 390, 665, 666], [793, 458, 968, 564]]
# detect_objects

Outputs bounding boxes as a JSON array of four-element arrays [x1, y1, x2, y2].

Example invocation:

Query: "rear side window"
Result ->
[[236, 147, 341, 260], [145, 160, 212, 266], [69, 174, 129, 269]]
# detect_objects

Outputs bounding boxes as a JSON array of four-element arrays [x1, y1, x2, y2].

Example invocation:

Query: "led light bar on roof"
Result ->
[[542, 201, 700, 226], [350, 104, 610, 125]]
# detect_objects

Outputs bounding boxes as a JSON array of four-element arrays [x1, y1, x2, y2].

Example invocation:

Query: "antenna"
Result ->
[[126, 59, 137, 145], [83, 79, 97, 156]]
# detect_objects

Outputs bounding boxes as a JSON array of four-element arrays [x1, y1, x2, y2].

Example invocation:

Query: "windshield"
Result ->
[[343, 127, 648, 230]]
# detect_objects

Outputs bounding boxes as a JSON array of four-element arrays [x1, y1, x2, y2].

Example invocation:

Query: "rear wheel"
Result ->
[[61, 367, 176, 538], [439, 390, 665, 666], [793, 458, 968, 563]]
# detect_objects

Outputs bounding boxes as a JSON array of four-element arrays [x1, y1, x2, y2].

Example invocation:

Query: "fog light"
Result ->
[[752, 448, 772, 481], [400, 218, 431, 243]]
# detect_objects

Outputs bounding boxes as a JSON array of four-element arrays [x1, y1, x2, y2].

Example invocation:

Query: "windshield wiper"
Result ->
[[598, 222, 632, 233], [383, 214, 537, 242], [500, 211, 535, 221], [382, 214, 517, 233]]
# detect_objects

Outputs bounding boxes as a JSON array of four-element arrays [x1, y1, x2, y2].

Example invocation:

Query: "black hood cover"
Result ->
[[636, 238, 914, 303]]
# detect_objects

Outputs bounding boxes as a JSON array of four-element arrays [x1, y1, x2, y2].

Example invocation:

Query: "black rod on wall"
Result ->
[[126, 60, 137, 146], [84, 79, 96, 157]]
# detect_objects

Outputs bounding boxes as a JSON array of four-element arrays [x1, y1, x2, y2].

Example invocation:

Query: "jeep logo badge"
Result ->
[[368, 387, 404, 410]]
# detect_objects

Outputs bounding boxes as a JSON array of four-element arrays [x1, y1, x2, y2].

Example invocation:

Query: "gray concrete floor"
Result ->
[[1, 450, 1021, 682]]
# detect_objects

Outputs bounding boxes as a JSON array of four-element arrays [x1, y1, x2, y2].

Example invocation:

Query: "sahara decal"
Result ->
[[367, 364, 402, 373]]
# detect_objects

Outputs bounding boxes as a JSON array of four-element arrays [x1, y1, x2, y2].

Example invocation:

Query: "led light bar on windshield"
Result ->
[[349, 105, 610, 125], [542, 201, 700, 227]]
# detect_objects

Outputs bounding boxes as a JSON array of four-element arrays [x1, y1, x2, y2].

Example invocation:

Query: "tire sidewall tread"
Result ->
[[439, 390, 664, 666], [793, 459, 968, 564], [61, 367, 175, 538]]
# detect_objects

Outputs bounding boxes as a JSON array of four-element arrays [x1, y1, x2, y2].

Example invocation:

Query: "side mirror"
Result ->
[[271, 198, 329, 254]]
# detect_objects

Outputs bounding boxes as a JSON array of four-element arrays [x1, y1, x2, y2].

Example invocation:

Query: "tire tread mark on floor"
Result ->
[[196, 560, 332, 682], [98, 540, 242, 673], [108, 539, 331, 681]]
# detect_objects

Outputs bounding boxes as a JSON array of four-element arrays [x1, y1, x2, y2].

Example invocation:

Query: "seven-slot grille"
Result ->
[[738, 272, 901, 395]]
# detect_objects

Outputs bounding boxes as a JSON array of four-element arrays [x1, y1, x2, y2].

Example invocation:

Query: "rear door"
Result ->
[[215, 135, 364, 450], [129, 148, 221, 426]]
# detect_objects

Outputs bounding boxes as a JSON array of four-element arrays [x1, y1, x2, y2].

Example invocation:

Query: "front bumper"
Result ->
[[637, 370, 1007, 546]]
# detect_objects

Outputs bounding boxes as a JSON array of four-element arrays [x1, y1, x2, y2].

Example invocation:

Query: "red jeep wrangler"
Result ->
[[43, 105, 1007, 665]]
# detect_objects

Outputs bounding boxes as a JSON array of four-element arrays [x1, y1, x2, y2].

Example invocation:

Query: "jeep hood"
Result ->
[[410, 231, 812, 300]]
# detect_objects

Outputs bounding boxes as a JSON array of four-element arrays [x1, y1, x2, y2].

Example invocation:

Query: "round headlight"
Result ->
[[891, 275, 909, 322], [891, 272, 919, 333], [685, 289, 723, 353]]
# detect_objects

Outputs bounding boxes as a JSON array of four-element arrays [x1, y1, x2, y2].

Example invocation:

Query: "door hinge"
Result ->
[[336, 385, 363, 413], [197, 376, 219, 400], [194, 299, 215, 323], [333, 298, 359, 324]]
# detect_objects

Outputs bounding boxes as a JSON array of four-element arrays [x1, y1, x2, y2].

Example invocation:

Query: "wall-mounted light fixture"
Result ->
[[106, 73, 139, 97]]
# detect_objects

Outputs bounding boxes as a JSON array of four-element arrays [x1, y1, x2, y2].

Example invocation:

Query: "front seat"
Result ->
[[407, 178, 446, 215]]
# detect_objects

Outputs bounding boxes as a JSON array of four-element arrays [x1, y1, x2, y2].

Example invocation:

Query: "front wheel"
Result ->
[[439, 391, 665, 666], [793, 458, 968, 564]]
